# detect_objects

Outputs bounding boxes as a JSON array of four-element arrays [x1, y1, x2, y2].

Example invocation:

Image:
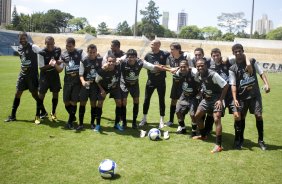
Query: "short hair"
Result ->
[[111, 40, 120, 48], [211, 48, 221, 56], [45, 36, 54, 44], [126, 49, 137, 57], [232, 43, 244, 52], [18, 31, 28, 39], [107, 54, 116, 60], [170, 42, 182, 51], [87, 44, 97, 51], [196, 58, 206, 65], [180, 60, 188, 66], [66, 37, 75, 45], [194, 47, 204, 55]]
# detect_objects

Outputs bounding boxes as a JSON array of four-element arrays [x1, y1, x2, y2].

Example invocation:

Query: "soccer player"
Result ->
[[174, 60, 201, 137], [193, 59, 229, 153], [38, 36, 63, 121], [102, 39, 125, 64], [95, 55, 123, 132], [119, 49, 166, 129], [139, 39, 170, 129], [5, 31, 43, 124], [165, 42, 192, 127], [76, 44, 102, 131], [60, 37, 86, 129], [229, 43, 270, 150]]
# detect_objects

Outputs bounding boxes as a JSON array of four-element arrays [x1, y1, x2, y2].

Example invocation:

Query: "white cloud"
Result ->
[[15, 5, 32, 15], [89, 16, 116, 28]]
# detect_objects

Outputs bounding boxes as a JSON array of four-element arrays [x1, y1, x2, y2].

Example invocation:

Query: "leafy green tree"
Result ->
[[140, 0, 161, 39], [116, 21, 133, 36], [97, 22, 110, 35], [217, 12, 248, 33], [236, 30, 248, 38], [164, 28, 177, 38], [43, 9, 73, 33], [201, 26, 222, 40], [84, 25, 97, 36], [11, 6, 20, 29], [179, 25, 204, 39], [68, 17, 89, 31], [221, 32, 235, 41], [266, 27, 282, 40]]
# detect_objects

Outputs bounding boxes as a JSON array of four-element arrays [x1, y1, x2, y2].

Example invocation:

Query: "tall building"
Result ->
[[177, 10, 187, 32], [162, 11, 169, 29], [255, 14, 273, 34], [0, 0, 12, 26]]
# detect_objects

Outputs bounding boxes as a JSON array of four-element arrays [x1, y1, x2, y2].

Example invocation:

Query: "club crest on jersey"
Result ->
[[69, 60, 75, 67], [154, 61, 159, 65]]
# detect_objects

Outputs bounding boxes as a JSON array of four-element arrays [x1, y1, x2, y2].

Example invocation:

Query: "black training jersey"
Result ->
[[209, 60, 231, 83], [120, 58, 144, 86], [198, 69, 224, 99], [81, 56, 102, 81], [189, 57, 211, 68], [167, 54, 187, 82], [97, 65, 121, 91], [39, 47, 61, 76], [144, 50, 170, 82], [61, 49, 83, 84], [107, 50, 125, 58], [180, 68, 200, 98], [229, 59, 260, 100], [18, 43, 38, 76]]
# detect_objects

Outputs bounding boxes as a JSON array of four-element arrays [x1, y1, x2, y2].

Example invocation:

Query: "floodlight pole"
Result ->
[[250, 0, 254, 38], [134, 0, 138, 37]]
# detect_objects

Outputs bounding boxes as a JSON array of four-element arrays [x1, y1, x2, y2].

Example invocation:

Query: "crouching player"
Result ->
[[193, 59, 229, 153]]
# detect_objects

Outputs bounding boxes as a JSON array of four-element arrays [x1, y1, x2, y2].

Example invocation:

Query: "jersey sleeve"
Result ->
[[143, 60, 155, 70], [95, 74, 103, 83], [212, 72, 227, 88], [32, 44, 41, 54], [254, 62, 264, 75], [38, 54, 45, 68], [79, 61, 85, 76]]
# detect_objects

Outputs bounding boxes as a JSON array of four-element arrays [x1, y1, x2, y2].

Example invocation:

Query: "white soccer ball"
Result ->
[[148, 128, 161, 141], [98, 159, 117, 178]]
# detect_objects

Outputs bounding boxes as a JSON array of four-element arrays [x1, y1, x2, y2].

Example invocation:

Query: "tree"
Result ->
[[11, 6, 20, 29], [97, 22, 110, 35], [164, 28, 177, 38], [236, 30, 248, 38], [140, 0, 162, 39], [201, 26, 222, 40], [266, 27, 282, 40], [217, 12, 248, 33], [179, 25, 204, 39], [221, 32, 235, 41], [68, 17, 89, 31], [116, 21, 133, 36], [43, 9, 73, 33], [84, 25, 97, 36]]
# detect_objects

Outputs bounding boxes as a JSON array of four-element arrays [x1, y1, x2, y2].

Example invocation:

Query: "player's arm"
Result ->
[[95, 74, 106, 98], [213, 73, 229, 109], [79, 61, 89, 87], [254, 62, 270, 93], [229, 70, 240, 107]]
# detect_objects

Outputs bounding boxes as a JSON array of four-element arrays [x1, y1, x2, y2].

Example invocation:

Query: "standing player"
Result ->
[[38, 36, 63, 121], [174, 60, 200, 137], [139, 39, 170, 129], [165, 42, 191, 127], [103, 40, 125, 64], [76, 44, 102, 131], [5, 31, 43, 124], [119, 49, 166, 129], [60, 37, 86, 129], [95, 55, 123, 132], [229, 43, 270, 150], [193, 59, 229, 153]]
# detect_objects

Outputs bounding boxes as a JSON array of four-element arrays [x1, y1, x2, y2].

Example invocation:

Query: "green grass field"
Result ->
[[0, 56, 281, 184]]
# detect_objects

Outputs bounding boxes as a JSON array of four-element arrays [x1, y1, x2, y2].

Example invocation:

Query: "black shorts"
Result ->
[[175, 95, 198, 116], [98, 87, 121, 100], [230, 96, 262, 116], [79, 83, 98, 102], [63, 82, 81, 103], [197, 96, 223, 115], [170, 80, 182, 99], [39, 74, 61, 94], [16, 74, 38, 92], [121, 84, 140, 99]]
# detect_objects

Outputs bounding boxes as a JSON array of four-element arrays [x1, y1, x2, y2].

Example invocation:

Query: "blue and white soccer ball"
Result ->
[[148, 128, 161, 141], [98, 159, 117, 178]]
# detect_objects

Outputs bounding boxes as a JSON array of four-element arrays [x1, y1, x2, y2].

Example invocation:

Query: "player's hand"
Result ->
[[222, 57, 228, 65], [215, 100, 223, 110], [170, 67, 178, 74], [49, 59, 56, 66], [100, 90, 106, 98], [264, 85, 270, 93], [82, 81, 89, 87], [234, 99, 240, 108]]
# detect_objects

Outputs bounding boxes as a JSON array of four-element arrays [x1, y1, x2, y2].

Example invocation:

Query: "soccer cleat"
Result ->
[[176, 126, 187, 134], [132, 122, 137, 129], [65, 122, 74, 130], [39, 112, 48, 119], [4, 115, 16, 122], [258, 140, 267, 151], [165, 121, 173, 127], [140, 130, 147, 138], [211, 145, 223, 153], [114, 123, 124, 131], [76, 125, 84, 131], [163, 131, 170, 140], [192, 135, 208, 140], [50, 112, 57, 121], [159, 121, 165, 129], [139, 119, 147, 127], [94, 125, 101, 132], [35, 116, 41, 125], [90, 124, 96, 130]]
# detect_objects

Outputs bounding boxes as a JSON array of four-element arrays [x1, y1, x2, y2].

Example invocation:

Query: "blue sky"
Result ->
[[13, 0, 282, 32]]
